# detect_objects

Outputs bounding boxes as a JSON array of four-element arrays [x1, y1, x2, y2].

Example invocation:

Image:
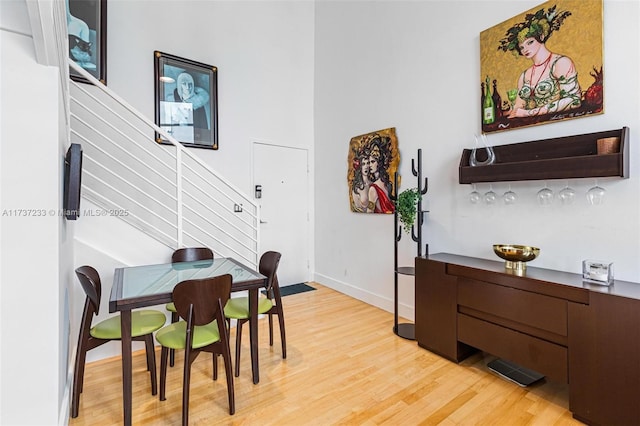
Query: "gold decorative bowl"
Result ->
[[493, 244, 540, 273]]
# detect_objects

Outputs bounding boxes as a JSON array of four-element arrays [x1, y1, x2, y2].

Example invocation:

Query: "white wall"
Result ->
[[314, 0, 640, 320], [104, 0, 315, 193], [0, 3, 63, 424]]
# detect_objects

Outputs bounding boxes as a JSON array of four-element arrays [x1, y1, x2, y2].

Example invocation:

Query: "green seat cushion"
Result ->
[[155, 320, 221, 350], [224, 296, 273, 319], [90, 309, 166, 340], [166, 302, 176, 312]]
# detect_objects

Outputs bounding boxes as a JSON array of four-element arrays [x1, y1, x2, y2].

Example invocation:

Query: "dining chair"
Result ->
[[156, 274, 235, 423], [224, 251, 285, 377], [71, 266, 166, 418], [166, 247, 214, 366]]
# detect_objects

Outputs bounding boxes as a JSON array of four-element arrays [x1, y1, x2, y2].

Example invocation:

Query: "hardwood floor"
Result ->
[[69, 283, 583, 425]]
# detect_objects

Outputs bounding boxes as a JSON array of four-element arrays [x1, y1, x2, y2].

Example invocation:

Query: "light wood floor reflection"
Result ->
[[68, 283, 583, 425]]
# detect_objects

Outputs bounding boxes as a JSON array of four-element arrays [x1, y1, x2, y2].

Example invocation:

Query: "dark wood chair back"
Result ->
[[172, 247, 214, 263], [173, 274, 232, 326], [259, 251, 282, 298], [75, 265, 102, 316]]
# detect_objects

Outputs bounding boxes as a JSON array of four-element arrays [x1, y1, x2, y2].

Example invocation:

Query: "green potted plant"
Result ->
[[396, 188, 421, 234]]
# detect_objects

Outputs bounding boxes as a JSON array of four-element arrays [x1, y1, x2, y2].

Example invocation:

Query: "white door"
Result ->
[[253, 143, 310, 286]]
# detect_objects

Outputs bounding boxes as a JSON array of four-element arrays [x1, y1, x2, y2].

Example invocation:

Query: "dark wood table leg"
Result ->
[[120, 309, 133, 426], [249, 287, 259, 384]]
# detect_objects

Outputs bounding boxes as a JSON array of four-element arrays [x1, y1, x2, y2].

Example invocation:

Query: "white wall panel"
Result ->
[[0, 28, 60, 425]]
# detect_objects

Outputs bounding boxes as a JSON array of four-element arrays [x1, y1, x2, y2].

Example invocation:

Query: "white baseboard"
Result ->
[[58, 344, 76, 426], [313, 272, 415, 321]]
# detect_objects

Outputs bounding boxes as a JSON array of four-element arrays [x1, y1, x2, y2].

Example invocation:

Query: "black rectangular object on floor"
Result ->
[[487, 358, 545, 387], [263, 283, 316, 297]]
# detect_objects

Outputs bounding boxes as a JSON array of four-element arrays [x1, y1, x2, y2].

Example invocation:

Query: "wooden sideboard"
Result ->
[[415, 253, 640, 425]]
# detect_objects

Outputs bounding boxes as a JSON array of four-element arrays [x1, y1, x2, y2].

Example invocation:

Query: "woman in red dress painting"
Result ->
[[366, 137, 395, 214]]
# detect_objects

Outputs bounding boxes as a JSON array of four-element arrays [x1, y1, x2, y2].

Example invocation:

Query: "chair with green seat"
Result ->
[[156, 274, 235, 423], [224, 250, 284, 377], [71, 266, 166, 418], [166, 247, 214, 366]]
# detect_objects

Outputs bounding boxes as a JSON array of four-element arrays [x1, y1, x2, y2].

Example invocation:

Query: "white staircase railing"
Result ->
[[69, 62, 260, 268]]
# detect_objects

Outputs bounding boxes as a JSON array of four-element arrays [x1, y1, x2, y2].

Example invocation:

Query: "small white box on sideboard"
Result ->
[[582, 260, 614, 285]]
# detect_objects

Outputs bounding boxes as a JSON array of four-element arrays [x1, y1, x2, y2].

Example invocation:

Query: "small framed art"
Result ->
[[154, 51, 219, 150], [68, 0, 107, 84]]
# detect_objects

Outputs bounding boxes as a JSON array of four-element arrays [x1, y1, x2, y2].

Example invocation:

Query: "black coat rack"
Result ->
[[391, 149, 428, 340]]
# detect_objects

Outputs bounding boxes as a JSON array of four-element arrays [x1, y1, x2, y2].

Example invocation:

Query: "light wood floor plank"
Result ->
[[68, 283, 583, 425]]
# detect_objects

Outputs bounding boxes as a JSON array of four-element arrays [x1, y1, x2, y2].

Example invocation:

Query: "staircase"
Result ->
[[24, 0, 259, 267], [69, 62, 260, 268]]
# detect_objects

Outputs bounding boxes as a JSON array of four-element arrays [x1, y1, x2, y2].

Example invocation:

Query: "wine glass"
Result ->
[[484, 184, 497, 205], [587, 179, 606, 205], [469, 184, 481, 204], [506, 88, 518, 111], [537, 181, 554, 205], [558, 181, 576, 205], [503, 184, 517, 205]]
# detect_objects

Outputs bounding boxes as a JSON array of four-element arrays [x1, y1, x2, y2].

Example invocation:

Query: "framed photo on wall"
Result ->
[[154, 51, 219, 150], [68, 0, 107, 84], [480, 0, 603, 133]]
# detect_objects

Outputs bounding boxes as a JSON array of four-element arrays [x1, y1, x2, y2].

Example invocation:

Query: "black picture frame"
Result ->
[[64, 143, 83, 220], [68, 0, 107, 85], [154, 51, 219, 150]]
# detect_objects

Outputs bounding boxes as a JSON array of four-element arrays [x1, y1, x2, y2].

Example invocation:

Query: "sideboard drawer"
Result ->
[[458, 313, 568, 383], [458, 277, 567, 336]]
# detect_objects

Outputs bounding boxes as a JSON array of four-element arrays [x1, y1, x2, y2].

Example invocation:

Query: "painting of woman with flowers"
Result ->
[[480, 0, 603, 133]]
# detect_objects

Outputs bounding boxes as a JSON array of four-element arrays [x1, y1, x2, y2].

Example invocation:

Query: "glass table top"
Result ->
[[118, 257, 264, 299]]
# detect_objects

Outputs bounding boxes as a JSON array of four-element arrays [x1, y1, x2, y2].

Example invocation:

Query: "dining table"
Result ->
[[109, 257, 267, 426]]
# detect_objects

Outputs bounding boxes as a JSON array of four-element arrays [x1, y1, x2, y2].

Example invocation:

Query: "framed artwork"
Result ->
[[348, 127, 400, 214], [154, 51, 219, 150], [68, 0, 107, 84], [480, 0, 603, 133]]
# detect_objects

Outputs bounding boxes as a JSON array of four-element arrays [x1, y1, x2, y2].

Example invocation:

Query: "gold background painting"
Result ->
[[480, 0, 603, 133], [348, 127, 400, 214]]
